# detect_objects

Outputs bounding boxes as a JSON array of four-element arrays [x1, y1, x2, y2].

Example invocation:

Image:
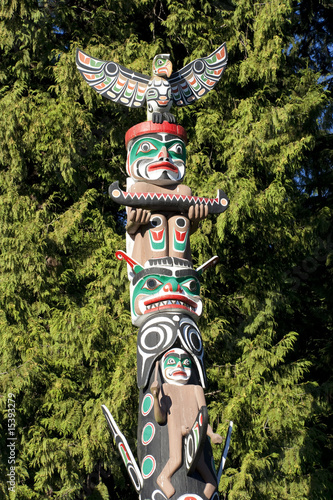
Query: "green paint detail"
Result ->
[[120, 447, 129, 466], [207, 54, 217, 64], [125, 88, 135, 98], [133, 264, 144, 274], [143, 425, 153, 443], [91, 59, 104, 69], [163, 353, 192, 371], [142, 456, 154, 476], [113, 83, 122, 93], [149, 229, 165, 251], [142, 395, 153, 415], [129, 137, 186, 166], [173, 231, 188, 252], [131, 274, 200, 316]]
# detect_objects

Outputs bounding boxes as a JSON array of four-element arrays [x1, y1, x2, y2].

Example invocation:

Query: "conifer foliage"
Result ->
[[0, 0, 332, 498]]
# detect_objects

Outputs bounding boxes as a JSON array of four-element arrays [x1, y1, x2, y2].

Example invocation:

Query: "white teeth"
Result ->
[[144, 299, 197, 312]]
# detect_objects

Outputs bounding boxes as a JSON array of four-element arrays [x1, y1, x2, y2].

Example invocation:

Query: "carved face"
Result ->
[[161, 348, 192, 386], [152, 54, 173, 77], [126, 132, 186, 185], [130, 263, 202, 326]]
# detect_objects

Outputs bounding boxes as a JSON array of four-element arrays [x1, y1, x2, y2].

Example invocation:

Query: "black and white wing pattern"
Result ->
[[169, 42, 228, 107], [76, 49, 151, 108]]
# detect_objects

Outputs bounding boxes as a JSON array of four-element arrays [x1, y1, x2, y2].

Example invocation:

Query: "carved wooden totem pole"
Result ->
[[77, 42, 233, 500]]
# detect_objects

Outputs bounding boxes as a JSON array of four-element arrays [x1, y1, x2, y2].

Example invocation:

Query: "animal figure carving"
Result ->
[[76, 44, 227, 123]]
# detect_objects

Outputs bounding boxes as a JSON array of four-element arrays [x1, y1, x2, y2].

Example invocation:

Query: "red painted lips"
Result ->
[[147, 161, 178, 173]]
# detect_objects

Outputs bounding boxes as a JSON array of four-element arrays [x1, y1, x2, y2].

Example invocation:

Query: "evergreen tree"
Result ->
[[0, 0, 332, 499]]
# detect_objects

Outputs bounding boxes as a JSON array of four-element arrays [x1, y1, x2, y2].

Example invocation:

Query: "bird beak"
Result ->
[[166, 60, 173, 78]]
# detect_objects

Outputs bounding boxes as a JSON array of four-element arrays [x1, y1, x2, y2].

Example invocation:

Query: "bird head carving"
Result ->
[[152, 54, 173, 78]]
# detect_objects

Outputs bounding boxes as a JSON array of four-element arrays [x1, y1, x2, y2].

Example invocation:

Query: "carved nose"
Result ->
[[163, 282, 182, 292], [163, 282, 173, 292], [158, 146, 169, 160]]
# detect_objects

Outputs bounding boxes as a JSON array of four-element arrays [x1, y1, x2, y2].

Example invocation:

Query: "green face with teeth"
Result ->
[[130, 268, 202, 325]]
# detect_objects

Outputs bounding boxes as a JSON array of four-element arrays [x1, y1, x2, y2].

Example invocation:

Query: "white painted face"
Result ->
[[161, 348, 192, 386]]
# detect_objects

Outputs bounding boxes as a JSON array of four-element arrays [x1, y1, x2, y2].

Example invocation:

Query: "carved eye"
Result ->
[[183, 358, 191, 367], [168, 143, 183, 155], [136, 142, 157, 155], [157, 59, 164, 66], [182, 279, 199, 293], [142, 278, 162, 291], [167, 357, 176, 365]]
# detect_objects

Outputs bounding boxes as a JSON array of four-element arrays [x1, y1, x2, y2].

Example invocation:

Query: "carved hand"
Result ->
[[210, 432, 223, 445], [150, 380, 160, 399], [188, 203, 208, 233], [126, 208, 151, 234]]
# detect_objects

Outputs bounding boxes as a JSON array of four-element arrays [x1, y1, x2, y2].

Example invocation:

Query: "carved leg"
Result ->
[[157, 430, 182, 499], [168, 215, 191, 260], [131, 214, 168, 263]]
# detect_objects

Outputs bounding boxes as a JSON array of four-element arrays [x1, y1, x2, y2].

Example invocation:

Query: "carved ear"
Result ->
[[115, 250, 143, 274], [196, 255, 219, 276]]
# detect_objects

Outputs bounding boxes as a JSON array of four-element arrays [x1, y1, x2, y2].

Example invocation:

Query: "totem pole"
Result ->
[[77, 42, 233, 500]]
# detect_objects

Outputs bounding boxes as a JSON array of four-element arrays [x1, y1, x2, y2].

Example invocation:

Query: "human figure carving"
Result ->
[[124, 122, 208, 265], [150, 348, 222, 499]]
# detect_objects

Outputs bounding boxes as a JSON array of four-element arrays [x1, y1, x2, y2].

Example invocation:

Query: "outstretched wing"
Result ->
[[169, 42, 228, 107], [76, 49, 151, 108]]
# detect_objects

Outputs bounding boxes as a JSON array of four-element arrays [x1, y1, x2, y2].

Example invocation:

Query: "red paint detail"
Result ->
[[79, 51, 90, 65], [144, 294, 197, 308], [95, 82, 106, 90], [115, 250, 142, 271], [147, 162, 178, 173], [125, 122, 187, 147], [217, 46, 226, 60], [173, 370, 187, 376], [151, 229, 165, 242], [120, 443, 131, 462], [175, 230, 187, 242], [199, 413, 203, 426], [83, 72, 96, 80], [144, 303, 197, 314]]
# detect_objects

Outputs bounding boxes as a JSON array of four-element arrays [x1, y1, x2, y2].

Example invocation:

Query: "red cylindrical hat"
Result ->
[[125, 121, 187, 148]]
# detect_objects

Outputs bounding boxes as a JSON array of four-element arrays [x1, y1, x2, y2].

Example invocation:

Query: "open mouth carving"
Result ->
[[143, 295, 198, 314]]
